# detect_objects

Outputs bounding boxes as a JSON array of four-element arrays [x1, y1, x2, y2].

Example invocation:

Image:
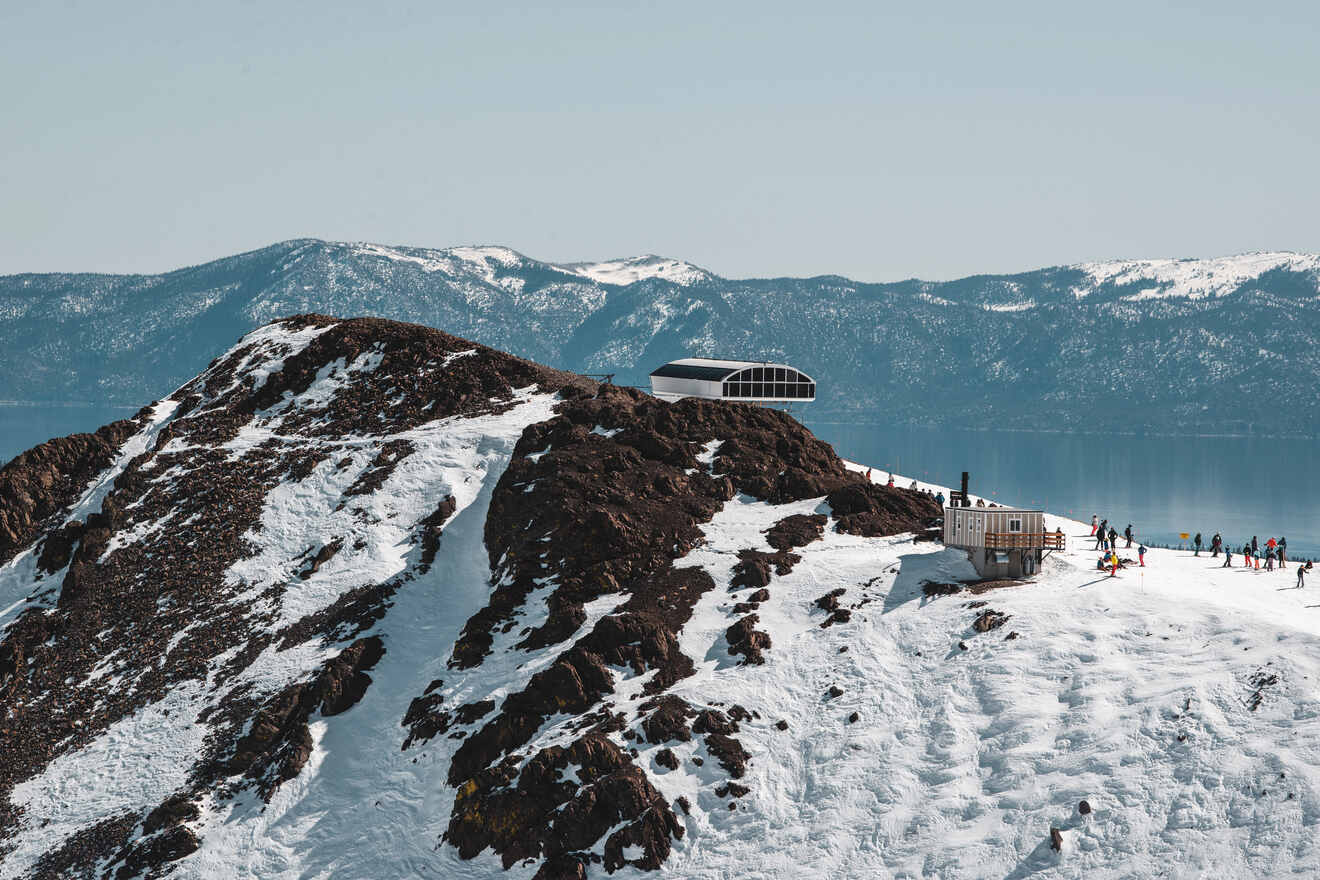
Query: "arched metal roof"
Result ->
[[649, 357, 813, 383]]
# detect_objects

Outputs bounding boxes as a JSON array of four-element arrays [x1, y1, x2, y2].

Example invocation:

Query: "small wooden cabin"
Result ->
[[649, 358, 816, 404], [943, 506, 1064, 578]]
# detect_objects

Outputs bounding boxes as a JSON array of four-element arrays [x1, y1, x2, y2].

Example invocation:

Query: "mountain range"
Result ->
[[2, 240, 1318, 437]]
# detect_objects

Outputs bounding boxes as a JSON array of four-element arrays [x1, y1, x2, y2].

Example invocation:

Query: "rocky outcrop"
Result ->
[[410, 387, 877, 873], [0, 418, 141, 566], [0, 316, 588, 872], [827, 483, 941, 537]]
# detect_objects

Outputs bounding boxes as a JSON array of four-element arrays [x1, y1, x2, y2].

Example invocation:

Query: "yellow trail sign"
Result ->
[[1179, 533, 1190, 540]]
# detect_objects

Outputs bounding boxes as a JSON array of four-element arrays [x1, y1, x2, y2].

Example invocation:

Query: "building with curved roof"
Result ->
[[648, 358, 816, 404]]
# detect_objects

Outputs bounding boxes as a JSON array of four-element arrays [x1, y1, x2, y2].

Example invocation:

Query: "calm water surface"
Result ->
[[805, 419, 1320, 560], [3, 406, 1317, 559]]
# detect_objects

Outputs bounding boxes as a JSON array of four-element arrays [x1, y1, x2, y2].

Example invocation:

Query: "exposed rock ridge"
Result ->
[[0, 315, 583, 876], [413, 386, 936, 875]]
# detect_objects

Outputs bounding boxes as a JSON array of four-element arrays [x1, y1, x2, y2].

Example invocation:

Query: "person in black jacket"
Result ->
[[1211, 533, 1222, 557], [1252, 536, 1259, 555], [1124, 524, 1134, 548], [1279, 536, 1287, 568], [1194, 533, 1203, 556]]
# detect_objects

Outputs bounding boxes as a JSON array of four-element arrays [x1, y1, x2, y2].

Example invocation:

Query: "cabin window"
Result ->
[[1008, 518, 1022, 532]]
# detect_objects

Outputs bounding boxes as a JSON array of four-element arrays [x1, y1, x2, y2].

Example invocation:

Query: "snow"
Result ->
[[556, 255, 711, 287], [646, 468, 1320, 878], [1076, 252, 1320, 301], [3, 682, 209, 879]]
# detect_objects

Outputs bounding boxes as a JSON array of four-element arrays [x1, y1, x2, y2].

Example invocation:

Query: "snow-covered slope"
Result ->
[[1, 315, 1318, 879], [554, 255, 712, 287], [1077, 251, 1320, 301]]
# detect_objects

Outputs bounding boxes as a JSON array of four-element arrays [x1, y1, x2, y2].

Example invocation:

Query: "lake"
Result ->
[[804, 419, 1320, 561], [2, 405, 1316, 560]]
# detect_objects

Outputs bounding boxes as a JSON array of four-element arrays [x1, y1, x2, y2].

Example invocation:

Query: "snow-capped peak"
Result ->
[[1075, 251, 1320, 300], [555, 254, 713, 287]]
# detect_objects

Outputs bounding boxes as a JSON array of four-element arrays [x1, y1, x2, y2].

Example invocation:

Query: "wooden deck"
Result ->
[[983, 531, 1066, 550]]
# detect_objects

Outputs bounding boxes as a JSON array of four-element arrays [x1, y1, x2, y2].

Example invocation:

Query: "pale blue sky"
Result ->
[[3, 1, 1317, 280]]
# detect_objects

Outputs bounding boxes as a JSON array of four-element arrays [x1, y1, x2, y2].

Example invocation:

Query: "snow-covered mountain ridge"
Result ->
[[2, 315, 1318, 878], [2, 240, 1319, 441]]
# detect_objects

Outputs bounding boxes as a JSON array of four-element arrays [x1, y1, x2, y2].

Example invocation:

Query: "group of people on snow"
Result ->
[[1090, 516, 1147, 575], [1089, 516, 1313, 587], [1210, 533, 1312, 586]]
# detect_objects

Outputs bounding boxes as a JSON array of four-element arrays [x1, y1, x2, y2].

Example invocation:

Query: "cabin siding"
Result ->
[[942, 506, 1056, 579]]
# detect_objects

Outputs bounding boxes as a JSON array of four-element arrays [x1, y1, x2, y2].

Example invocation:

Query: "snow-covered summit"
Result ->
[[1075, 251, 1320, 300], [554, 254, 713, 287], [341, 242, 712, 288]]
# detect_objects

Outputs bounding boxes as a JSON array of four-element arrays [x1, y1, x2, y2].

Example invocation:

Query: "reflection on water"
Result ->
[[805, 419, 1320, 560]]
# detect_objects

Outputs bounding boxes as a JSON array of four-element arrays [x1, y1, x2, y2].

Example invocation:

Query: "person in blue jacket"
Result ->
[[1138, 544, 1147, 567]]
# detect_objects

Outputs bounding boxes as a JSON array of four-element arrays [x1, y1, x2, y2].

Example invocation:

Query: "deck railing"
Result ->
[[983, 532, 1066, 550]]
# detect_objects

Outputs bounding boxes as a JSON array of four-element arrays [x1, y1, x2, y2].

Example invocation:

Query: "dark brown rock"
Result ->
[[972, 609, 1010, 633], [726, 614, 772, 665], [765, 514, 828, 551], [826, 482, 941, 538], [704, 733, 750, 778]]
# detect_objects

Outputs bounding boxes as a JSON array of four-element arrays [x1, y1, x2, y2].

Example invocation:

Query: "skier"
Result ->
[[1108, 527, 1118, 554], [1193, 533, 1203, 557], [1138, 544, 1147, 567], [1252, 535, 1259, 555], [1279, 537, 1287, 568], [1299, 563, 1308, 589], [865, 468, 872, 482], [1265, 546, 1275, 572], [1211, 533, 1222, 557], [887, 474, 895, 487], [1110, 551, 1120, 577], [1090, 515, 1098, 536], [1093, 527, 1105, 551], [1125, 524, 1134, 548], [935, 491, 945, 506], [1253, 547, 1261, 570], [1222, 544, 1232, 568]]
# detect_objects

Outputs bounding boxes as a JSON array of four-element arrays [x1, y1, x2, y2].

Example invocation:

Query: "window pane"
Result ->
[[775, 383, 787, 397], [807, 384, 815, 397], [755, 382, 766, 397], [775, 368, 786, 381], [722, 383, 730, 397], [786, 371, 799, 383]]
